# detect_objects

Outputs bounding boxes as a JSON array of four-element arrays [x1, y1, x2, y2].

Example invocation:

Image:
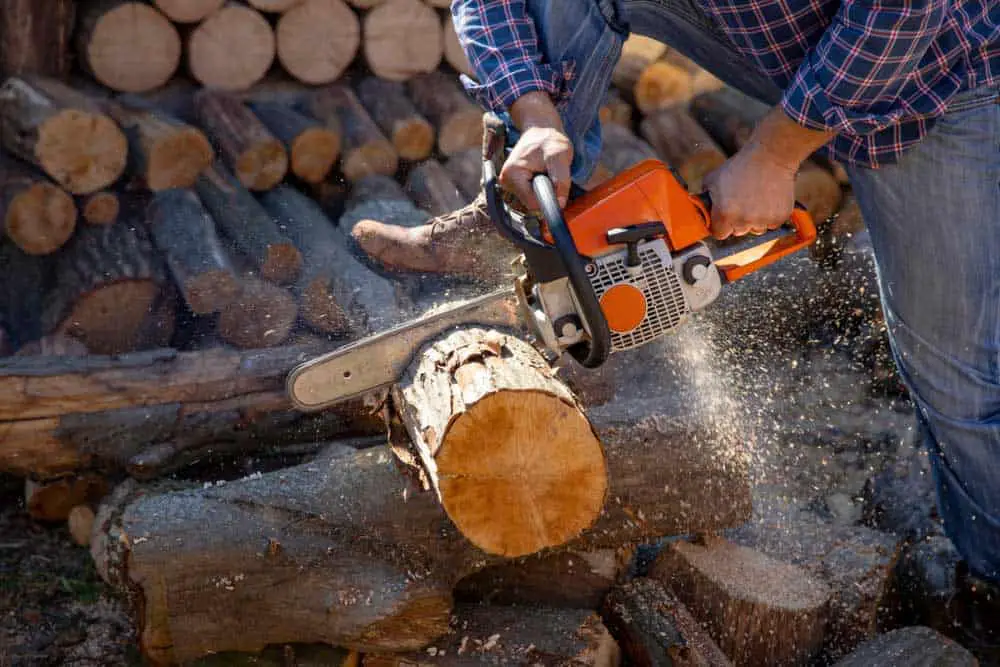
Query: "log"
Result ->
[[612, 37, 694, 115], [75, 0, 182, 93], [188, 644, 358, 666], [407, 71, 483, 156], [362, 0, 443, 82], [79, 191, 120, 226], [247, 99, 341, 184], [831, 626, 978, 667], [612, 35, 667, 93], [275, 0, 360, 85], [0, 239, 51, 350], [153, 0, 226, 22], [15, 333, 89, 358], [0, 159, 76, 255], [690, 87, 844, 222], [187, 2, 276, 91], [193, 162, 303, 284], [0, 0, 75, 80], [147, 188, 241, 315], [247, 0, 304, 10], [442, 148, 481, 201], [0, 327, 11, 357], [391, 326, 608, 558], [68, 504, 96, 547], [24, 474, 109, 521], [356, 77, 435, 161], [640, 105, 727, 193], [194, 90, 288, 191], [602, 578, 733, 667], [40, 211, 174, 355], [600, 88, 633, 129], [598, 123, 658, 175], [259, 184, 411, 334], [0, 76, 128, 194], [650, 535, 832, 666], [362, 605, 621, 666], [310, 85, 398, 182], [442, 13, 473, 77], [104, 99, 214, 191], [404, 159, 466, 216], [216, 277, 299, 349]]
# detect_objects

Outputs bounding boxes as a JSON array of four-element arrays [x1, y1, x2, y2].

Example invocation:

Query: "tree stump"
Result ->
[[407, 71, 483, 156], [187, 2, 276, 91], [356, 77, 435, 161], [309, 84, 398, 182], [0, 0, 76, 80], [275, 0, 360, 85], [363, 0, 443, 82]]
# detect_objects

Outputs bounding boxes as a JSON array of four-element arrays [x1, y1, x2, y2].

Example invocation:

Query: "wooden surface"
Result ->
[[153, 0, 226, 22], [310, 84, 398, 181], [407, 71, 483, 156], [216, 276, 298, 349], [79, 191, 119, 226], [276, 0, 360, 84], [830, 626, 979, 667], [0, 159, 76, 255], [356, 77, 435, 161], [404, 159, 465, 216], [362, 0, 442, 81], [248, 99, 341, 183], [187, 1, 276, 91]]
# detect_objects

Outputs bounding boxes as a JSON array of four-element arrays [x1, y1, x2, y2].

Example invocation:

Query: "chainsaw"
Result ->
[[286, 114, 817, 411]]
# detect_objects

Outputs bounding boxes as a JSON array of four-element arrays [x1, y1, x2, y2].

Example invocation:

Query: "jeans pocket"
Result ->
[[945, 85, 1000, 113]]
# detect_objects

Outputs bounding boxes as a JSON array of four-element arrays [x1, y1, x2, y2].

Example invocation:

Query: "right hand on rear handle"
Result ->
[[501, 92, 574, 211]]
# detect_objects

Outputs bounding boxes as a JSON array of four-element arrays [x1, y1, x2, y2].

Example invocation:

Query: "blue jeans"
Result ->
[[515, 0, 1000, 581]]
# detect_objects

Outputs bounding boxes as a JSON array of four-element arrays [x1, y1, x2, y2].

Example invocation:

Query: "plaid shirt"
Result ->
[[452, 0, 1000, 167]]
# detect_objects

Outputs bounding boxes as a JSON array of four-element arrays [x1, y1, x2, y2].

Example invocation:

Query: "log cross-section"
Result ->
[[187, 1, 276, 91], [391, 326, 608, 557], [407, 71, 483, 156], [362, 0, 443, 82], [309, 84, 398, 182], [0, 159, 76, 255], [356, 77, 435, 161], [275, 0, 360, 85]]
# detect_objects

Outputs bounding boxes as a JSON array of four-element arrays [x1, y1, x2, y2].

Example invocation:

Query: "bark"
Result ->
[[650, 535, 832, 666], [193, 162, 303, 284], [310, 84, 398, 182], [442, 149, 481, 201], [392, 327, 607, 557], [194, 89, 288, 191], [442, 14, 473, 77], [216, 277, 299, 349], [275, 0, 360, 85], [153, 0, 226, 22], [407, 71, 483, 156], [0, 0, 75, 80], [247, 99, 341, 184], [0, 75, 128, 194], [259, 184, 412, 334], [831, 627, 978, 667], [79, 191, 120, 226], [0, 158, 76, 255], [362, 0, 443, 82], [640, 106, 727, 193], [362, 605, 621, 666], [602, 578, 733, 667], [598, 123, 658, 175], [404, 160, 466, 216], [356, 77, 435, 161], [76, 0, 182, 93], [600, 88, 633, 129], [40, 207, 174, 355], [104, 98, 214, 191], [187, 2, 276, 91], [0, 239, 52, 350], [23, 474, 109, 521], [147, 188, 241, 315]]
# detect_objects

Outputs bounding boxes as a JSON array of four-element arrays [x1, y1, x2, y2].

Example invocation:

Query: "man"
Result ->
[[352, 0, 1000, 652]]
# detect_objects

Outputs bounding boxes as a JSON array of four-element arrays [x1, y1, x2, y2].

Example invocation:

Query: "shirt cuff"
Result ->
[[460, 60, 576, 113]]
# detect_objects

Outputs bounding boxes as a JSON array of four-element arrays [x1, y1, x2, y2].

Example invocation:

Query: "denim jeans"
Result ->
[[512, 0, 1000, 581]]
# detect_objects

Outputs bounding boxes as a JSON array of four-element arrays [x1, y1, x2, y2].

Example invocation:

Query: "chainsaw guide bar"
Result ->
[[286, 287, 526, 411]]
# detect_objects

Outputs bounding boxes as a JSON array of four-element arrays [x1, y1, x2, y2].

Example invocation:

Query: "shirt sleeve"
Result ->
[[780, 0, 950, 136], [451, 0, 575, 112]]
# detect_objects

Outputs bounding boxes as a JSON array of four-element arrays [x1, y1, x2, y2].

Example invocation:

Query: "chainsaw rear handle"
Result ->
[[694, 192, 817, 282]]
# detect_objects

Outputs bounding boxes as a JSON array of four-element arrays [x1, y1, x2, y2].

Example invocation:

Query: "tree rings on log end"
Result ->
[[147, 127, 214, 191], [5, 182, 76, 255], [439, 109, 483, 156], [277, 0, 360, 85], [262, 243, 303, 285], [59, 280, 160, 355], [183, 270, 241, 315], [235, 140, 288, 191], [36, 110, 128, 195], [362, 0, 442, 82], [154, 0, 226, 23], [635, 61, 693, 114], [343, 143, 399, 183], [81, 192, 120, 226], [290, 126, 340, 184], [392, 120, 435, 162], [188, 4, 275, 91], [85, 3, 182, 93]]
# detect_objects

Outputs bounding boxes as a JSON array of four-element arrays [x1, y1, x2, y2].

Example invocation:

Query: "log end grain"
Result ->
[[262, 242, 304, 285], [25, 475, 109, 522], [235, 138, 289, 190], [276, 0, 361, 85], [392, 119, 435, 162], [300, 275, 352, 334], [4, 179, 77, 255], [363, 0, 443, 82], [217, 278, 298, 348], [188, 4, 276, 91], [59, 280, 161, 354], [154, 0, 227, 23], [343, 142, 399, 182], [146, 126, 214, 191], [81, 191, 120, 225], [635, 61, 694, 114], [83, 2, 182, 93], [36, 109, 128, 195], [439, 109, 483, 157], [290, 126, 340, 184]]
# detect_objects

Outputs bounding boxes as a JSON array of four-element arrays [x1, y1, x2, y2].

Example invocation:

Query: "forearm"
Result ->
[[743, 105, 836, 172], [510, 91, 563, 131]]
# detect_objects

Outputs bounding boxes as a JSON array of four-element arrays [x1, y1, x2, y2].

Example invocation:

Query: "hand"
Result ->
[[499, 126, 574, 210], [702, 146, 798, 239]]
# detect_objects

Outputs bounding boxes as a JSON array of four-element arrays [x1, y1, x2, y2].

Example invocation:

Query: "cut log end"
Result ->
[[440, 110, 483, 156], [36, 109, 128, 195], [83, 2, 182, 93], [290, 126, 340, 184], [188, 4, 276, 91], [59, 280, 160, 354], [81, 191, 120, 226], [5, 181, 77, 255], [147, 127, 214, 191], [154, 0, 226, 22], [300, 276, 351, 334], [235, 139, 289, 190], [635, 61, 694, 114], [218, 279, 298, 349], [262, 243, 304, 284], [362, 0, 442, 82], [276, 0, 360, 85], [343, 143, 399, 183], [392, 121, 435, 162], [184, 270, 241, 316]]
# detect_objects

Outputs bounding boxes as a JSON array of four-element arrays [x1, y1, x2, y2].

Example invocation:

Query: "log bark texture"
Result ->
[[404, 159, 466, 216], [598, 123, 658, 175], [147, 188, 241, 315], [194, 162, 303, 284], [392, 326, 608, 557], [247, 99, 341, 184], [640, 106, 727, 193], [362, 0, 443, 81], [194, 90, 288, 190], [259, 184, 411, 334], [0, 158, 76, 255], [356, 77, 435, 161], [76, 0, 181, 93], [0, 0, 76, 80], [830, 626, 978, 667], [651, 536, 832, 666], [275, 0, 360, 85], [187, 2, 275, 91], [443, 149, 481, 201], [310, 84, 398, 182], [153, 0, 226, 22], [602, 578, 734, 667], [0, 75, 128, 194], [407, 72, 483, 156], [612, 38, 695, 115], [40, 212, 174, 355]]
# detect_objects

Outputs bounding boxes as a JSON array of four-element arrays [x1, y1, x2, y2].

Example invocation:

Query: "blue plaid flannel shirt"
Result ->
[[451, 0, 1000, 167]]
